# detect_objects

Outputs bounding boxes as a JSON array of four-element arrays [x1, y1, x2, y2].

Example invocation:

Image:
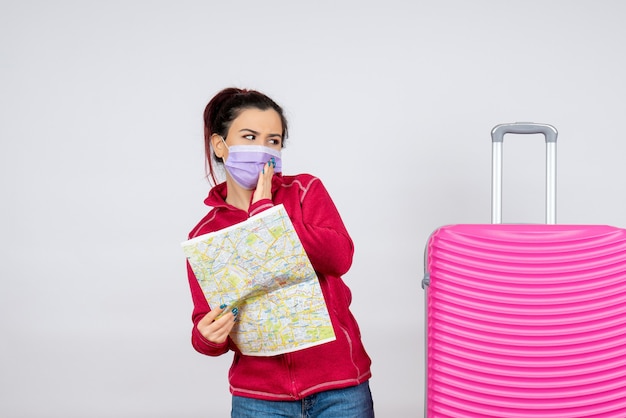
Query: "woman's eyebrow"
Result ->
[[239, 128, 282, 138]]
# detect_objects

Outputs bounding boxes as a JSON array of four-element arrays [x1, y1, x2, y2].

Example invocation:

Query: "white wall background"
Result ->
[[2, 1, 625, 417]]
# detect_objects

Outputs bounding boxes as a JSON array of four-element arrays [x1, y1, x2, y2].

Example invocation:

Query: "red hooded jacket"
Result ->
[[186, 173, 372, 400]]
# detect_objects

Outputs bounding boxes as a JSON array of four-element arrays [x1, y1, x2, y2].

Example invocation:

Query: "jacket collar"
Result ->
[[203, 174, 284, 208]]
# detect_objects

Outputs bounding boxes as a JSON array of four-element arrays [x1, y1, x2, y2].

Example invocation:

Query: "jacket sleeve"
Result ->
[[292, 177, 354, 277], [187, 261, 230, 356]]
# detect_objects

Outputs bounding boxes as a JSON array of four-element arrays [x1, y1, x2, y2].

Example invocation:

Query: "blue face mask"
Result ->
[[221, 139, 282, 190]]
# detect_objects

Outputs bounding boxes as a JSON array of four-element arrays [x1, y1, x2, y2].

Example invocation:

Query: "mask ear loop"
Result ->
[[217, 135, 230, 162]]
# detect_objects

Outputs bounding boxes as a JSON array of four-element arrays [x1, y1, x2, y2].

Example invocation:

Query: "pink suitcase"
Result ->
[[422, 123, 626, 417]]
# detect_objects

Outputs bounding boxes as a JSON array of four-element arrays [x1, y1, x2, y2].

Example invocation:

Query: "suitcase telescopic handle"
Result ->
[[490, 122, 558, 225]]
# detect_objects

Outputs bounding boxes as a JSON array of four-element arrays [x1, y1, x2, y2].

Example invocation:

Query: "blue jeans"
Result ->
[[231, 381, 374, 418]]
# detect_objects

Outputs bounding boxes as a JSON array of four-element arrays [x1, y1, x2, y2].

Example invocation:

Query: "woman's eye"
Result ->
[[244, 134, 255, 141]]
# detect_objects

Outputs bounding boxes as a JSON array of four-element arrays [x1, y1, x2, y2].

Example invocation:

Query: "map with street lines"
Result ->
[[182, 204, 336, 356]]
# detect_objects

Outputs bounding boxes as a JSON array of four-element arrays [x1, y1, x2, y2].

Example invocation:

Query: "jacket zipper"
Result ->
[[285, 353, 298, 399]]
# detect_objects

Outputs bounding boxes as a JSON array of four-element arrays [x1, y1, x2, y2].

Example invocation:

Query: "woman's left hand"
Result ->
[[252, 158, 275, 204]]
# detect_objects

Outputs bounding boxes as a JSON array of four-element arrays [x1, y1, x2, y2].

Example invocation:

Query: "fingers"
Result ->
[[197, 305, 239, 344], [208, 315, 236, 343], [252, 159, 276, 203], [198, 303, 226, 326], [261, 157, 277, 174]]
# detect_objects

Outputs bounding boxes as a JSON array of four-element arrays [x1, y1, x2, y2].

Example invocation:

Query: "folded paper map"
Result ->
[[182, 204, 336, 356]]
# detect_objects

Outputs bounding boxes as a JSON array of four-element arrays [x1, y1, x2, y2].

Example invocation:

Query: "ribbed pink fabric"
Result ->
[[425, 224, 626, 418]]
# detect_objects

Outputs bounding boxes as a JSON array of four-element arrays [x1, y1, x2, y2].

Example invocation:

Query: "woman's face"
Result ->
[[220, 108, 283, 159]]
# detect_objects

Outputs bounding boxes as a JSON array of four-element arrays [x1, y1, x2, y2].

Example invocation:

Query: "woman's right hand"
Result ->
[[196, 305, 237, 344]]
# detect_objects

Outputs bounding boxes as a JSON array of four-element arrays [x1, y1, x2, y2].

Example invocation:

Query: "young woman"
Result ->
[[186, 87, 374, 417]]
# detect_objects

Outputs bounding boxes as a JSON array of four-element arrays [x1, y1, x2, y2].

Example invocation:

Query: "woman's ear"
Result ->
[[211, 134, 226, 159]]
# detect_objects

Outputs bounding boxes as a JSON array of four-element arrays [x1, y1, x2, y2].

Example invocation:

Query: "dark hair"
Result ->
[[203, 87, 288, 185]]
